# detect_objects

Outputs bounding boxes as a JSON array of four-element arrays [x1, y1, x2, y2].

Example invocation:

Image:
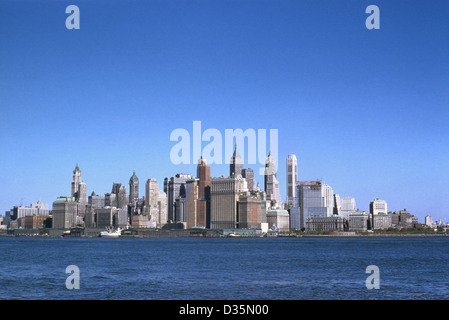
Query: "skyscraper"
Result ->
[[293, 181, 334, 229], [157, 191, 168, 227], [242, 168, 256, 192], [185, 178, 199, 228], [286, 154, 298, 208], [238, 191, 265, 229], [333, 194, 341, 215], [145, 178, 167, 227], [164, 173, 192, 222], [112, 183, 128, 209], [264, 152, 282, 209], [71, 164, 82, 200], [145, 179, 159, 213], [197, 156, 211, 228], [129, 171, 139, 204], [71, 164, 87, 204], [230, 144, 243, 177], [52, 196, 79, 229], [210, 176, 247, 229], [78, 182, 87, 204]]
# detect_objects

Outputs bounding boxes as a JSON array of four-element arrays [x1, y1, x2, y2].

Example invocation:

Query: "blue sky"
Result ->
[[1, 0, 448, 222]]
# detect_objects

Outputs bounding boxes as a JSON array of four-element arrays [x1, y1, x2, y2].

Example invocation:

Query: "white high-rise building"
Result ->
[[292, 181, 334, 229], [425, 215, 433, 227], [286, 154, 298, 208], [370, 198, 388, 215], [145, 178, 167, 227]]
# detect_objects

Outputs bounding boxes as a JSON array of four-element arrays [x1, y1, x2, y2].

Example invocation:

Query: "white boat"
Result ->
[[100, 227, 121, 238]]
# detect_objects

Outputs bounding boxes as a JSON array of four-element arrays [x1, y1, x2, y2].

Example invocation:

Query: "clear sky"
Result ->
[[1, 0, 448, 222]]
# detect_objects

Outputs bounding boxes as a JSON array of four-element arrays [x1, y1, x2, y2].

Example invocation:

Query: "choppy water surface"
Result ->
[[1, 236, 448, 300]]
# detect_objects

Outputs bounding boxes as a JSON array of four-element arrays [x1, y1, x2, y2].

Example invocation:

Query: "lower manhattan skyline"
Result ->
[[1, 0, 449, 224]]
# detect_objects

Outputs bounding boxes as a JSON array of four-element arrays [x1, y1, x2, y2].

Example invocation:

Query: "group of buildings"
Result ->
[[0, 148, 440, 235]]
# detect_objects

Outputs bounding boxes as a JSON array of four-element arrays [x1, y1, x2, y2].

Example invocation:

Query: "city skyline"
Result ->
[[1, 1, 448, 222], [1, 153, 437, 226]]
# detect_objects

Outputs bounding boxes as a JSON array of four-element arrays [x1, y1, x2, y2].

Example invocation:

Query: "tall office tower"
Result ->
[[238, 191, 264, 229], [164, 173, 192, 222], [341, 196, 357, 214], [52, 196, 79, 229], [210, 176, 248, 229], [157, 191, 168, 226], [370, 198, 388, 215], [264, 152, 282, 209], [294, 181, 334, 229], [286, 154, 298, 208], [242, 168, 256, 192], [230, 144, 243, 177], [145, 179, 158, 208], [71, 164, 82, 200], [185, 178, 199, 229], [145, 178, 167, 227], [197, 157, 211, 228], [78, 182, 87, 204], [71, 164, 87, 204], [118, 185, 128, 209], [333, 194, 341, 215], [174, 198, 187, 222], [145, 178, 159, 218], [129, 171, 139, 204]]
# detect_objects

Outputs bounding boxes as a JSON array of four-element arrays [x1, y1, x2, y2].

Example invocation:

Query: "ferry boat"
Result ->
[[100, 227, 122, 238]]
